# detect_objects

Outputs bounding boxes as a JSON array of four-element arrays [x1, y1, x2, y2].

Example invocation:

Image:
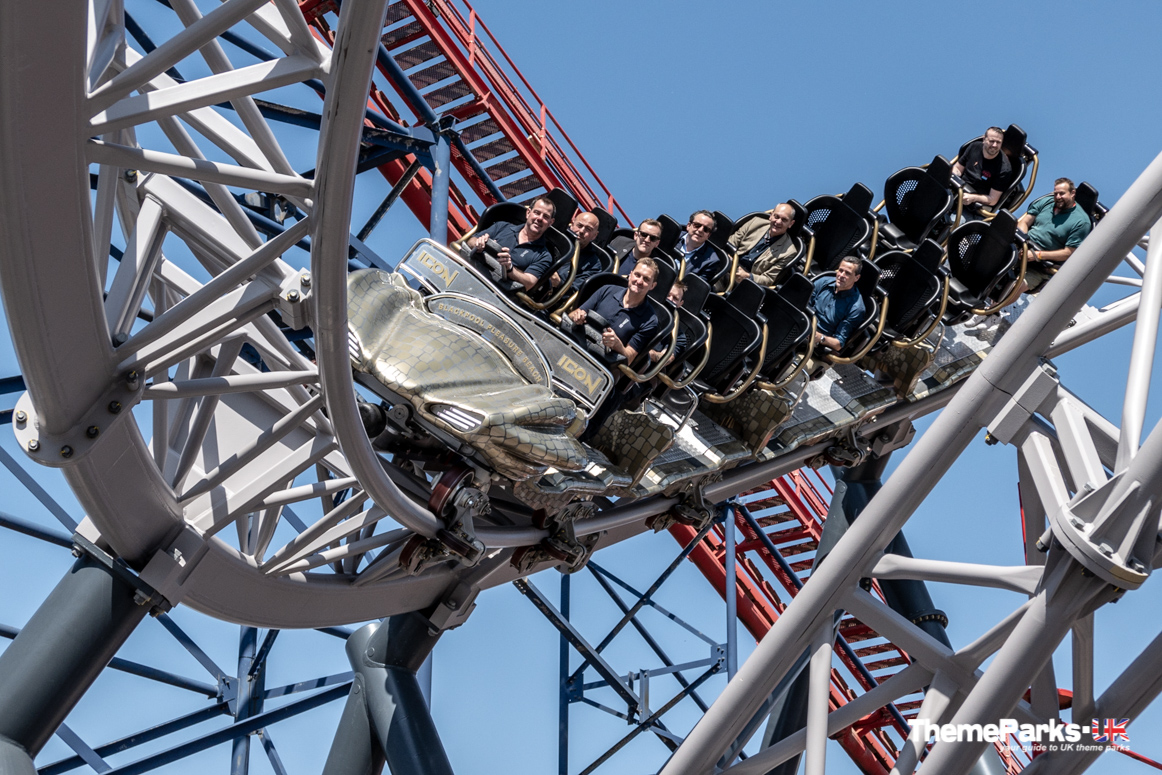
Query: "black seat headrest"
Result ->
[[1002, 124, 1028, 156], [927, 155, 953, 187], [682, 273, 712, 316], [912, 239, 945, 273], [779, 272, 814, 311], [843, 183, 874, 213], [544, 188, 578, 231], [1075, 182, 1102, 222]]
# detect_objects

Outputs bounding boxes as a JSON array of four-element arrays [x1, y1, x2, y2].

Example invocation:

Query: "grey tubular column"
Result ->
[[323, 612, 452, 775], [0, 553, 153, 768]]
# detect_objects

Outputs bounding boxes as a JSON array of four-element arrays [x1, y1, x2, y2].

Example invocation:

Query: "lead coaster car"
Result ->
[[347, 268, 588, 481]]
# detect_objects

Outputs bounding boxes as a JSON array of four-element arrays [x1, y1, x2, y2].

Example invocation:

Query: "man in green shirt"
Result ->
[[1017, 177, 1092, 293]]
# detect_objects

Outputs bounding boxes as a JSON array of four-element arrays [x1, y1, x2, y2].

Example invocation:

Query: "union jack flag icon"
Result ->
[[1092, 718, 1130, 743]]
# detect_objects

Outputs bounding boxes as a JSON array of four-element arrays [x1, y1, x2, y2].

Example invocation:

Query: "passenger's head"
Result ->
[[667, 280, 686, 307], [835, 256, 861, 292], [982, 127, 1004, 158], [525, 197, 556, 238], [569, 211, 600, 248], [686, 210, 716, 248], [1053, 178, 1077, 209], [634, 219, 663, 256], [628, 258, 659, 295], [768, 203, 796, 237]]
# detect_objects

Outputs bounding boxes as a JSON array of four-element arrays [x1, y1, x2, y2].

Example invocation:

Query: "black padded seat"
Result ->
[[944, 210, 1024, 323], [803, 184, 875, 275], [657, 306, 711, 387], [544, 187, 579, 231], [754, 273, 814, 385], [692, 280, 766, 397], [590, 206, 619, 247], [711, 211, 736, 252], [956, 124, 1037, 213], [657, 214, 684, 255], [814, 259, 887, 363], [1075, 181, 1107, 227], [873, 239, 946, 344], [880, 155, 957, 252], [680, 273, 713, 318]]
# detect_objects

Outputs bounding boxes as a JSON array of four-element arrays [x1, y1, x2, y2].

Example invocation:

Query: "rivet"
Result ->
[[14, 410, 26, 424], [86, 426, 100, 438], [108, 401, 122, 414], [27, 439, 39, 452], [60, 445, 73, 459]]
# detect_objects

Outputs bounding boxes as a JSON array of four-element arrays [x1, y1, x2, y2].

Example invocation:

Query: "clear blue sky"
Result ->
[[4, 2, 1162, 774]]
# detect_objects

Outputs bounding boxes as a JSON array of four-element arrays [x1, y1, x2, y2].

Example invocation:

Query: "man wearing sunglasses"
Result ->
[[614, 219, 664, 276], [675, 210, 723, 281], [728, 203, 799, 287]]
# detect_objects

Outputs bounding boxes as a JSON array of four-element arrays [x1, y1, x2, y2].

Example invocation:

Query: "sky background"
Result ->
[[4, 1, 1162, 774]]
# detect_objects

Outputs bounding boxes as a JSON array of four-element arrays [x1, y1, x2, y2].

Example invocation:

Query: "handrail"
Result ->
[[617, 314, 682, 383], [757, 317, 817, 391], [972, 244, 1028, 316], [657, 322, 713, 390], [825, 298, 889, 365], [892, 274, 949, 348]]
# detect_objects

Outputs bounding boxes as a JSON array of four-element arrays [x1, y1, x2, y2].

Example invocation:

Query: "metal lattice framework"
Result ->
[[3, 2, 1162, 775]]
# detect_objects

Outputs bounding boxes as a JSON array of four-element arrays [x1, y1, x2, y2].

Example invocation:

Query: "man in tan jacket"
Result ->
[[728, 203, 799, 287]]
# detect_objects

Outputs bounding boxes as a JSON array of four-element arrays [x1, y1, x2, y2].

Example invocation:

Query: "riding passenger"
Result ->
[[728, 203, 799, 286], [674, 210, 723, 280], [1016, 177, 1092, 294], [557, 211, 605, 292], [811, 256, 865, 352], [953, 126, 1015, 213], [568, 258, 660, 365], [614, 219, 664, 276], [466, 196, 556, 291], [650, 281, 687, 364]]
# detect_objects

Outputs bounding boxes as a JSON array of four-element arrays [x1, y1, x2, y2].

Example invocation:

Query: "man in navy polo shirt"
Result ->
[[569, 258, 659, 364], [811, 256, 865, 352], [674, 210, 723, 281], [466, 196, 556, 291]]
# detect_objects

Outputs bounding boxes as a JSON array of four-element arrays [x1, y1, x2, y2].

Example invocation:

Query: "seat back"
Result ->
[[591, 206, 618, 247], [657, 214, 683, 254], [711, 211, 735, 251], [883, 155, 955, 245], [726, 278, 767, 319], [1075, 181, 1106, 226], [698, 293, 763, 392], [945, 210, 1019, 300], [646, 259, 678, 302], [874, 240, 943, 340], [681, 273, 713, 317], [544, 188, 578, 231], [757, 280, 812, 379], [842, 182, 875, 213], [803, 194, 872, 274]]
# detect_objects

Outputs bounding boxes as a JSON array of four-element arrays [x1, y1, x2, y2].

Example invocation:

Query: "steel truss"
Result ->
[[2, 1, 1162, 774]]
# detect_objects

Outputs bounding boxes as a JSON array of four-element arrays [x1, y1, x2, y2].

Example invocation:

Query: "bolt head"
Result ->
[[60, 445, 73, 459], [108, 401, 122, 414], [287, 290, 300, 302], [124, 169, 138, 182], [300, 272, 311, 287], [14, 410, 26, 424], [27, 439, 39, 452], [86, 426, 100, 438], [1130, 559, 1147, 573], [1098, 543, 1114, 557], [1069, 516, 1085, 529]]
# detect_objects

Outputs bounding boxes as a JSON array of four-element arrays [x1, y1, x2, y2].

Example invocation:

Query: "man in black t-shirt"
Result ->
[[953, 126, 1014, 210]]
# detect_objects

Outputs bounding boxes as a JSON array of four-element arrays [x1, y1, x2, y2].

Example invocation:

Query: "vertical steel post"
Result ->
[[804, 622, 833, 775], [323, 612, 453, 775], [0, 553, 152, 765], [559, 572, 571, 775], [429, 120, 453, 245], [231, 626, 258, 775], [723, 505, 738, 680]]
